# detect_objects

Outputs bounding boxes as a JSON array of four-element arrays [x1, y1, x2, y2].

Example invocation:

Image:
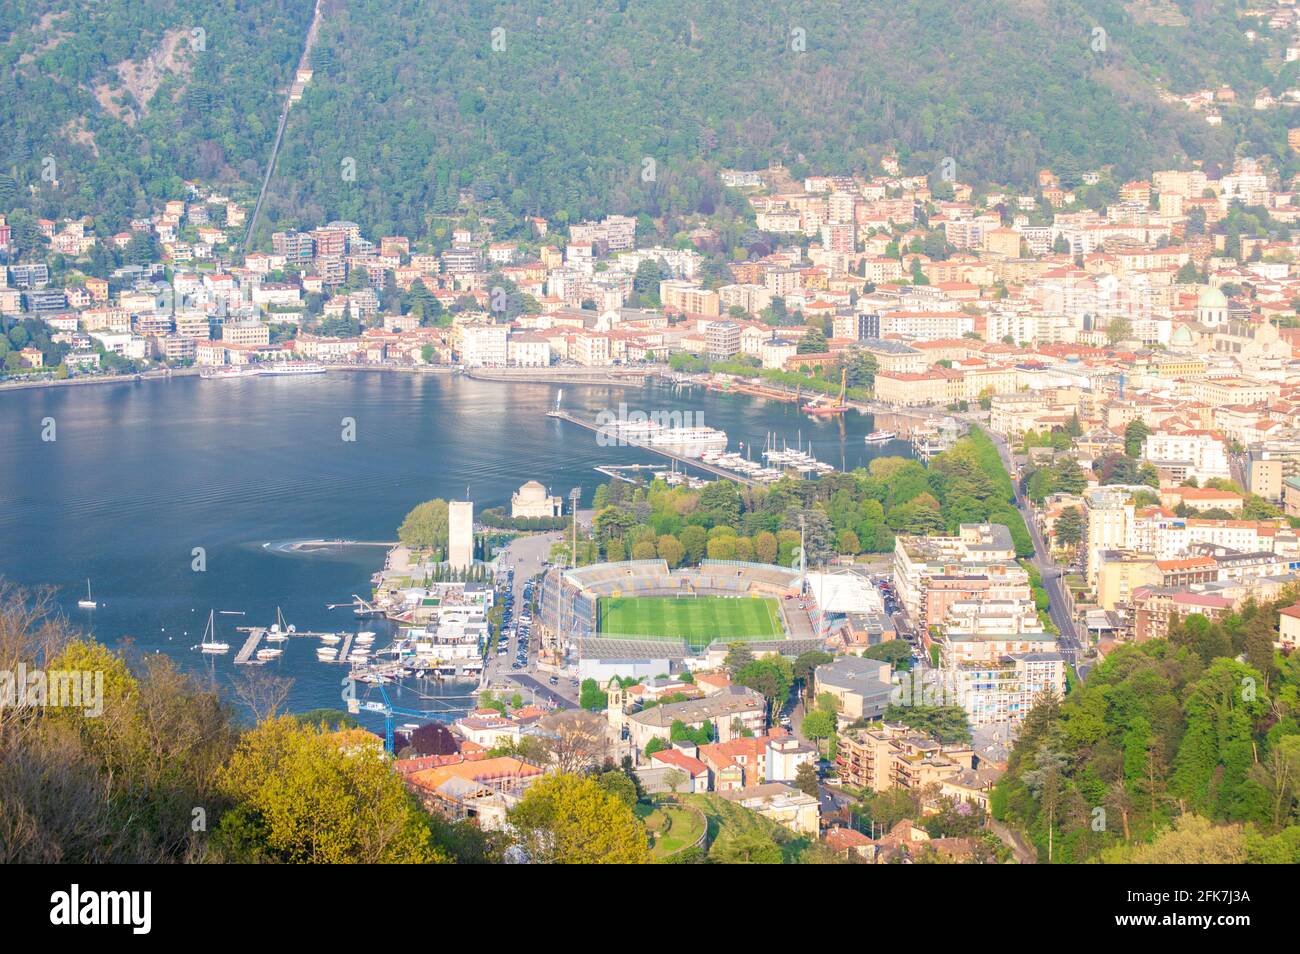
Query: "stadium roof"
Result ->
[[806, 572, 884, 615]]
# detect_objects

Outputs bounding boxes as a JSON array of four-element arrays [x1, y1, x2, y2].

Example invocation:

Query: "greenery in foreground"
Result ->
[[993, 588, 1300, 864]]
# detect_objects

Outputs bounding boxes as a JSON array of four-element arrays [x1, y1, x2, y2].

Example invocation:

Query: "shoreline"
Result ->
[[0, 361, 658, 395]]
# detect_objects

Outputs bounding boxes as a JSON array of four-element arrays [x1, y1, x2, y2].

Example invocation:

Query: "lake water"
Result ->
[[0, 371, 906, 721]]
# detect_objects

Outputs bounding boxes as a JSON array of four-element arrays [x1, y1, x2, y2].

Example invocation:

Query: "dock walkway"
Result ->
[[546, 410, 756, 486]]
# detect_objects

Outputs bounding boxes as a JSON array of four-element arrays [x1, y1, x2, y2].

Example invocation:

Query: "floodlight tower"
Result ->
[[569, 487, 582, 568]]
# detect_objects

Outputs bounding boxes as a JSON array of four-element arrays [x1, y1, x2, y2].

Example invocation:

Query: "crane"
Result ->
[[345, 677, 478, 753]]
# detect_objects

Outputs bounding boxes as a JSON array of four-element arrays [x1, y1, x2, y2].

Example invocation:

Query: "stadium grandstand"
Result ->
[[538, 560, 822, 680]]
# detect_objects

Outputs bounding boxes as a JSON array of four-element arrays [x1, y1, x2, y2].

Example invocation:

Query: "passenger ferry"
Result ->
[[648, 426, 727, 448], [259, 361, 327, 376], [864, 430, 897, 444], [199, 366, 259, 380]]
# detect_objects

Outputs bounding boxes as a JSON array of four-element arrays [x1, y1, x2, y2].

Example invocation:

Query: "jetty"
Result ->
[[545, 410, 757, 486], [234, 630, 267, 666]]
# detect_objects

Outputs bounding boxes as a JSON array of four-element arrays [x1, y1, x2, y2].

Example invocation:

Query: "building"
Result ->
[[624, 687, 767, 751], [704, 319, 741, 360], [510, 480, 562, 519], [813, 657, 894, 721], [1279, 603, 1300, 651], [448, 500, 474, 570], [836, 722, 981, 797], [718, 783, 820, 835]]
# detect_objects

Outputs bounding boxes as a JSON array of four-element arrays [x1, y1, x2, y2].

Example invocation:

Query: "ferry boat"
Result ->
[[864, 430, 897, 444], [200, 366, 259, 380], [259, 362, 327, 376], [648, 426, 727, 447]]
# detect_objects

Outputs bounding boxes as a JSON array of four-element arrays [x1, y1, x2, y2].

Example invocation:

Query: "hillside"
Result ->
[[5, 1, 1300, 237], [0, 0, 313, 228]]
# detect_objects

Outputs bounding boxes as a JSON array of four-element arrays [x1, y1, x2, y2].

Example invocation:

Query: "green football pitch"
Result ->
[[598, 596, 784, 649]]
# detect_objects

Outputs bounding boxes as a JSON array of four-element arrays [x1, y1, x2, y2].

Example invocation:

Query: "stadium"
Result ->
[[538, 559, 823, 680]]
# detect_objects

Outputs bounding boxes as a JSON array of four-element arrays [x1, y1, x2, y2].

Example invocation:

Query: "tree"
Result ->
[[802, 710, 835, 753], [709, 829, 783, 864], [397, 499, 450, 551], [1054, 506, 1084, 548], [1124, 420, 1151, 459], [657, 534, 684, 568], [662, 768, 689, 795], [794, 762, 820, 797], [1106, 316, 1132, 345], [216, 717, 447, 863], [735, 657, 793, 716], [578, 679, 608, 712], [797, 327, 829, 354], [508, 774, 649, 864]]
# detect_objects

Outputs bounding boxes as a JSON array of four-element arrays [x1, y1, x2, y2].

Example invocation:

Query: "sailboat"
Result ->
[[199, 610, 230, 654], [77, 579, 98, 609], [266, 607, 294, 642]]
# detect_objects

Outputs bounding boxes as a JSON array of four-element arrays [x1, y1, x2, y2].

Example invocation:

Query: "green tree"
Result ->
[[508, 773, 648, 864]]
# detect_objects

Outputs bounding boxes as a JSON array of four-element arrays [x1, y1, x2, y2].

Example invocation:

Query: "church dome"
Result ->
[[1197, 285, 1227, 309]]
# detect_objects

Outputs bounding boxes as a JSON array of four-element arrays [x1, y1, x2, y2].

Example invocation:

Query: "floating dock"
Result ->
[[234, 630, 266, 666], [546, 410, 756, 486]]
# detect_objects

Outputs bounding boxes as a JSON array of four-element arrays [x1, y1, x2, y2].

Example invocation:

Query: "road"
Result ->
[[482, 530, 580, 708], [986, 431, 1087, 677]]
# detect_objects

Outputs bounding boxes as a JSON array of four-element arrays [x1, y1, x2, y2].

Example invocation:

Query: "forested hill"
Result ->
[[0, 0, 313, 226], [5, 0, 1299, 236]]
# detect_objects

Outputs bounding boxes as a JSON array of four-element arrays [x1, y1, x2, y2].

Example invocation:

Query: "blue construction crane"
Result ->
[[345, 677, 475, 753]]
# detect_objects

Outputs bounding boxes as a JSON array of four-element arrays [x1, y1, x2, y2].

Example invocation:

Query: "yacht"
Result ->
[[77, 579, 98, 609], [265, 607, 294, 641], [200, 366, 259, 380], [316, 647, 339, 662], [319, 632, 342, 645], [354, 631, 376, 645], [649, 426, 728, 447], [864, 430, 897, 444], [199, 611, 230, 654], [259, 362, 326, 376], [256, 647, 283, 661]]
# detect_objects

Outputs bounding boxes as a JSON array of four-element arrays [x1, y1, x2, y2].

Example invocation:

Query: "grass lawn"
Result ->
[[598, 596, 784, 649], [636, 801, 707, 860]]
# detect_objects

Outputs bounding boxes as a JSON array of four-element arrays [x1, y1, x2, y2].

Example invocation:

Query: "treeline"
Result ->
[[992, 589, 1300, 863], [261, 0, 1258, 238], [2, 0, 312, 232], [588, 426, 1032, 567]]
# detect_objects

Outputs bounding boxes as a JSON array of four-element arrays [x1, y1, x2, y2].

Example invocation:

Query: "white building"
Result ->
[[448, 501, 474, 570]]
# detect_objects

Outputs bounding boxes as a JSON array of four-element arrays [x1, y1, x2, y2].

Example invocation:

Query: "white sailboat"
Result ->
[[77, 579, 98, 609], [199, 610, 230, 654], [266, 607, 294, 642]]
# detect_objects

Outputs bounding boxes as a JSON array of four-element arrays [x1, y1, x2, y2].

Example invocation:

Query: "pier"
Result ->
[[234, 630, 266, 666], [546, 410, 757, 486]]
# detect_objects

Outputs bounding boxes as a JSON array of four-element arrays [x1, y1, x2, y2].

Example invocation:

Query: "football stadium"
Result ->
[[538, 559, 822, 680]]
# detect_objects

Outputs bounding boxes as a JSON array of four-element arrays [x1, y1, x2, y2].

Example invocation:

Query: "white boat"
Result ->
[[200, 366, 259, 380], [265, 607, 294, 641], [316, 647, 339, 661], [649, 426, 727, 447], [77, 579, 98, 609], [864, 430, 897, 444], [354, 631, 376, 645], [199, 611, 230, 654], [256, 647, 283, 660], [258, 361, 326, 376], [319, 633, 342, 645]]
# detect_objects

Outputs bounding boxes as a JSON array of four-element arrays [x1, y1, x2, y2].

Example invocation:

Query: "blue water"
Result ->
[[0, 372, 905, 721]]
